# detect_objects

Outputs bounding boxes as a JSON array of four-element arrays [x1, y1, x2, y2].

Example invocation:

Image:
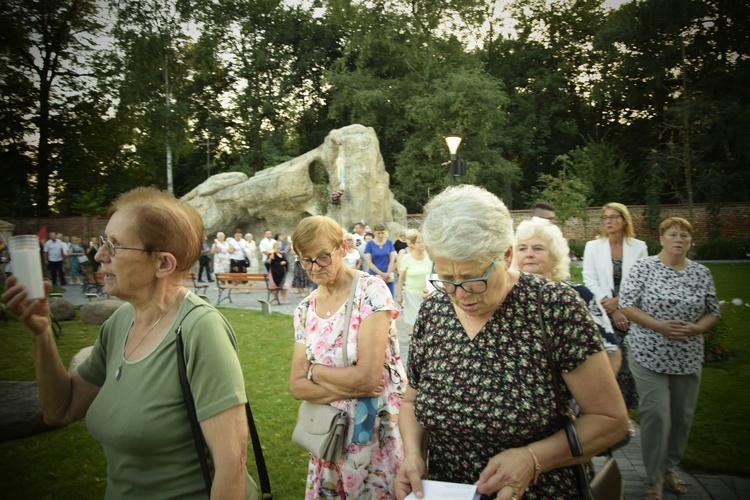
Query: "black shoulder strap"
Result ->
[[536, 283, 594, 499], [175, 304, 273, 499]]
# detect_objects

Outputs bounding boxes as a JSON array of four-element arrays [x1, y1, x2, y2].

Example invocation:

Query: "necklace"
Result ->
[[461, 309, 477, 337], [317, 272, 351, 317], [319, 287, 344, 316], [115, 288, 183, 381]]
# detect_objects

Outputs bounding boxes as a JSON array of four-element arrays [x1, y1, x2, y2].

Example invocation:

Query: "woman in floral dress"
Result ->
[[621, 217, 720, 500], [394, 185, 628, 500], [290, 215, 406, 499], [211, 232, 231, 275]]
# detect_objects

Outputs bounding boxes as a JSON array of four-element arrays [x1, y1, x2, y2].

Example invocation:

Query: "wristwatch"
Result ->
[[307, 363, 315, 382]]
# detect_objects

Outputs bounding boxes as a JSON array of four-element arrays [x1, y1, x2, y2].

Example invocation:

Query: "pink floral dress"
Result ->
[[293, 273, 407, 499]]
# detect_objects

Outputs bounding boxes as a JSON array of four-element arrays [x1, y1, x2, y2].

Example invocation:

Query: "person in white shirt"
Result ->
[[351, 222, 365, 250], [226, 229, 247, 273], [258, 229, 275, 265], [60, 234, 71, 281], [244, 233, 259, 272], [43, 232, 67, 285], [342, 233, 362, 269]]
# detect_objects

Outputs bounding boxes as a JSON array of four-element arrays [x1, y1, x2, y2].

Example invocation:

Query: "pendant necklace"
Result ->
[[115, 288, 183, 381], [324, 288, 342, 316], [461, 309, 476, 337]]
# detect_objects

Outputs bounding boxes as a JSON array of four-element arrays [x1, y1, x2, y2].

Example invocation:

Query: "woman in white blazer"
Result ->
[[583, 202, 648, 416]]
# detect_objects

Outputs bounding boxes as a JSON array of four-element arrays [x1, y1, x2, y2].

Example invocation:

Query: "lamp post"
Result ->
[[444, 134, 462, 185]]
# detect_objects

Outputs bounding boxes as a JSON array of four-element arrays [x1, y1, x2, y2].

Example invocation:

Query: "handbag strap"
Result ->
[[176, 304, 273, 499], [536, 283, 593, 500], [339, 270, 363, 368], [535, 283, 565, 418]]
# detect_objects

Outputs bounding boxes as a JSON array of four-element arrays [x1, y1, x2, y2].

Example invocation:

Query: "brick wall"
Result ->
[[4, 202, 749, 244], [406, 202, 750, 243], [1, 216, 110, 242]]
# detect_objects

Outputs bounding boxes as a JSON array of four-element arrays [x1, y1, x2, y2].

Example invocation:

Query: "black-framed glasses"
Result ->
[[428, 261, 497, 295], [600, 215, 622, 221], [98, 235, 150, 257], [296, 251, 334, 270]]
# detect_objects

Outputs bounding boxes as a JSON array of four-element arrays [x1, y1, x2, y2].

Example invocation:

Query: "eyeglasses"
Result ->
[[98, 235, 150, 257], [428, 261, 496, 295], [600, 215, 622, 221], [296, 251, 334, 270]]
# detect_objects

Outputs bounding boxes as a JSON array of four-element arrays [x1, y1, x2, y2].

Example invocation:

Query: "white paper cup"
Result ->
[[8, 235, 45, 300]]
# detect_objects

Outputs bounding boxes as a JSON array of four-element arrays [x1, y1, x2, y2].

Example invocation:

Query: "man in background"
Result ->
[[259, 229, 275, 266], [532, 202, 556, 221], [43, 232, 67, 285]]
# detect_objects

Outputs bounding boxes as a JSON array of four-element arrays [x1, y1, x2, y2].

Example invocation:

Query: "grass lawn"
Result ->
[[0, 263, 747, 497]]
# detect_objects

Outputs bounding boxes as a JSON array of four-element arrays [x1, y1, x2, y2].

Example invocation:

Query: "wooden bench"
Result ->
[[215, 272, 271, 305], [184, 272, 209, 298]]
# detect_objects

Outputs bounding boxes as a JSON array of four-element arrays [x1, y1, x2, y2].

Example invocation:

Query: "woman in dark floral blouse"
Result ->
[[620, 217, 720, 500], [394, 185, 628, 500]]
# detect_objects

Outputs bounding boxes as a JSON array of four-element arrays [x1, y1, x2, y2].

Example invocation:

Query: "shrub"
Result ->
[[704, 300, 744, 362], [568, 240, 585, 262], [693, 238, 750, 260]]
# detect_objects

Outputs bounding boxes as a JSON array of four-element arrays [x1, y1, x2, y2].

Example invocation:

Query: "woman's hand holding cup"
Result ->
[[2, 276, 53, 337]]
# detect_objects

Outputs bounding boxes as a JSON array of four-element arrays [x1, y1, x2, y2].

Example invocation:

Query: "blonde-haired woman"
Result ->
[[395, 229, 432, 335], [583, 202, 648, 414]]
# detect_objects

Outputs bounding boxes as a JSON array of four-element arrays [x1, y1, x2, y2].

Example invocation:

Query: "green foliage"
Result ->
[[643, 167, 664, 239], [703, 308, 732, 363], [693, 238, 750, 261], [567, 240, 585, 262], [1, 0, 750, 215], [558, 140, 631, 206], [537, 169, 590, 227]]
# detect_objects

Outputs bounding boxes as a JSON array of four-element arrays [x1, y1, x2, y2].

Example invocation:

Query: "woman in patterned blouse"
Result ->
[[394, 185, 628, 500], [620, 217, 720, 500]]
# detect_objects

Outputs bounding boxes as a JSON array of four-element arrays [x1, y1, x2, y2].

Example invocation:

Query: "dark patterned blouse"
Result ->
[[620, 256, 720, 375], [408, 273, 604, 499]]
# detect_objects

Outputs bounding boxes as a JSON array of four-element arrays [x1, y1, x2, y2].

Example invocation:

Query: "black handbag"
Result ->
[[536, 284, 624, 500], [176, 305, 273, 499]]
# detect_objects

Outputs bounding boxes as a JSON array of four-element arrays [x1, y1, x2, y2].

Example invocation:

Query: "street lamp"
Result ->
[[444, 134, 462, 185]]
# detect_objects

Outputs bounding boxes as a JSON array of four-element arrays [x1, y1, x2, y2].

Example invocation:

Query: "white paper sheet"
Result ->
[[403, 479, 481, 500]]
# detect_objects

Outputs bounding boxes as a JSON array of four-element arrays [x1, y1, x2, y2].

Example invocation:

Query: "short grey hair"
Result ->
[[421, 185, 513, 263], [513, 217, 571, 281]]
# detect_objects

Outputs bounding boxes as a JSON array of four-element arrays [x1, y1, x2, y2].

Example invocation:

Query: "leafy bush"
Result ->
[[705, 299, 745, 362], [568, 240, 585, 262], [693, 238, 750, 260]]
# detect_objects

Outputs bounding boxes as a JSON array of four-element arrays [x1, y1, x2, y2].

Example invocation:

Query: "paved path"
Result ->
[[59, 282, 749, 499]]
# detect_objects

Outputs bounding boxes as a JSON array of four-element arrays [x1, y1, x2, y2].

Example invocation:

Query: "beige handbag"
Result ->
[[292, 271, 362, 462]]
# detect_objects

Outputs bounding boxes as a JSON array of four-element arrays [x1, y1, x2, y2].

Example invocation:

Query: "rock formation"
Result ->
[[182, 124, 407, 238]]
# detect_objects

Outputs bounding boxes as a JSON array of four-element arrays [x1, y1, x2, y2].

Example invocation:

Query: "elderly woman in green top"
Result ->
[[2, 187, 256, 499]]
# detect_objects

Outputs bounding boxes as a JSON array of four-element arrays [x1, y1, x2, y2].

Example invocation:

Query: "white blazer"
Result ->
[[582, 237, 648, 301]]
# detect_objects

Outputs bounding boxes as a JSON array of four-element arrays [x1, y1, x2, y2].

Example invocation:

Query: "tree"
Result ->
[[538, 168, 590, 228], [483, 0, 608, 204], [558, 139, 631, 206], [0, 0, 102, 215]]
